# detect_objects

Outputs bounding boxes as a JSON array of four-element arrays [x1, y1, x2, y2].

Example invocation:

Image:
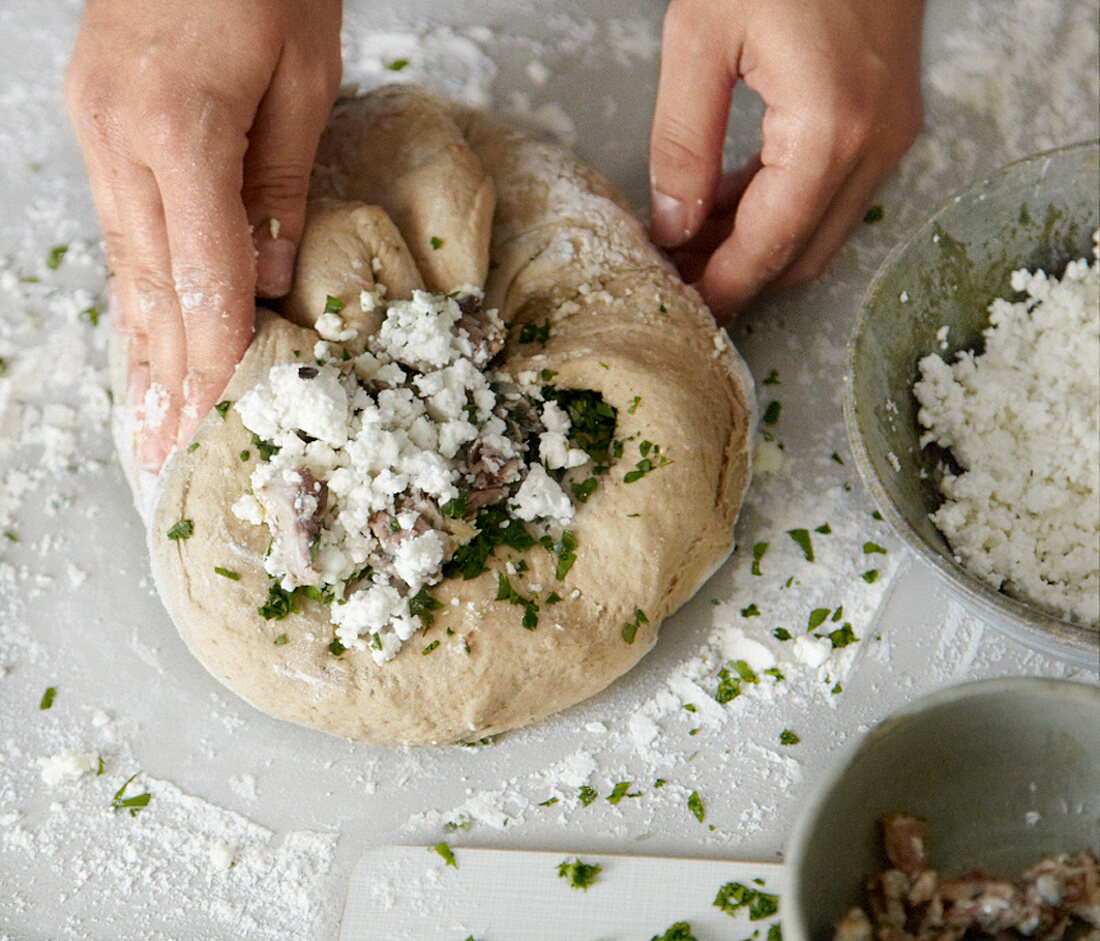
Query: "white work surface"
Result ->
[[0, 1, 1097, 938]]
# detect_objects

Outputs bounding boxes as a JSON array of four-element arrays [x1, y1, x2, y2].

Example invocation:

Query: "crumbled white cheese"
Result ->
[[233, 289, 592, 658], [39, 750, 98, 788], [510, 463, 574, 525], [914, 233, 1100, 624]]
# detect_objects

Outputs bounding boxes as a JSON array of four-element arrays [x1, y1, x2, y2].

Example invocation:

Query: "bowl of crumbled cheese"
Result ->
[[844, 140, 1100, 667], [782, 677, 1100, 941]]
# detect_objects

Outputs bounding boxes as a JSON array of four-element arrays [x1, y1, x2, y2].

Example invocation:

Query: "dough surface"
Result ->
[[119, 85, 756, 746]]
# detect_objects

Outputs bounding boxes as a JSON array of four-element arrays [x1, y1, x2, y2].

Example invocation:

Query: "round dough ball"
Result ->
[[120, 85, 756, 746]]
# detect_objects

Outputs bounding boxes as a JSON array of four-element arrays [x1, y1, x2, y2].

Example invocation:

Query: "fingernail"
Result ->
[[255, 237, 297, 298], [650, 190, 692, 248]]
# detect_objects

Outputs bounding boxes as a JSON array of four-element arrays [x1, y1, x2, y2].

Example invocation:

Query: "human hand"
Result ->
[[649, 0, 924, 319], [66, 0, 343, 470]]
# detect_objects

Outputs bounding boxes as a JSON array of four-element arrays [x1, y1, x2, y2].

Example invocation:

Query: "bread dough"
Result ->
[[116, 85, 756, 746]]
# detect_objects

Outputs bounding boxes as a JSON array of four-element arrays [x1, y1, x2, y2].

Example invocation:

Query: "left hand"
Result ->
[[649, 0, 925, 319]]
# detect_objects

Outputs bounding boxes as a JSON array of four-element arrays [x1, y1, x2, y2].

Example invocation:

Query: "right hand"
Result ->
[[65, 0, 343, 471]]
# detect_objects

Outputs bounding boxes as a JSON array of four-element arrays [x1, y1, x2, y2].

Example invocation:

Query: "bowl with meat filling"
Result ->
[[782, 677, 1100, 941]]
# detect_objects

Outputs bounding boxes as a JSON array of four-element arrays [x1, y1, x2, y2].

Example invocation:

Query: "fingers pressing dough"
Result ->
[[310, 85, 495, 293]]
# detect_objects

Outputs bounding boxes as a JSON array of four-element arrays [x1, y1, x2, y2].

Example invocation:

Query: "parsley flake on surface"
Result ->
[[713, 881, 779, 919], [786, 528, 814, 561], [273, 634, 288, 646], [831, 451, 845, 464], [214, 567, 240, 580], [807, 607, 830, 631], [750, 542, 768, 576], [651, 923, 698, 941], [740, 603, 760, 617], [46, 245, 68, 269], [79, 306, 100, 326], [422, 640, 440, 655], [863, 541, 887, 555], [773, 627, 792, 641], [762, 400, 781, 425], [385, 58, 409, 71], [627, 395, 642, 414], [166, 519, 194, 540], [862, 569, 879, 583], [111, 773, 152, 817], [557, 857, 601, 890], [430, 236, 443, 250], [433, 842, 457, 868], [761, 369, 780, 385], [815, 523, 832, 534], [863, 204, 885, 223], [323, 295, 345, 314], [779, 729, 800, 745], [39, 687, 56, 710], [687, 791, 705, 823], [825, 623, 859, 648], [214, 400, 232, 419], [538, 796, 559, 806], [606, 781, 632, 804], [578, 785, 598, 806]]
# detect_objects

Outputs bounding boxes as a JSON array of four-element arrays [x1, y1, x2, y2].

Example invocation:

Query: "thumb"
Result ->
[[649, 0, 737, 249]]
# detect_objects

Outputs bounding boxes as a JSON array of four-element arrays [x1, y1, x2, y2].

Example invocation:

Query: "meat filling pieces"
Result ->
[[835, 813, 1100, 941], [231, 288, 613, 663]]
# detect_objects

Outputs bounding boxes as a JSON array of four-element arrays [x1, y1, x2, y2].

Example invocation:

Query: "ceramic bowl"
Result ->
[[782, 677, 1100, 940], [843, 140, 1100, 667]]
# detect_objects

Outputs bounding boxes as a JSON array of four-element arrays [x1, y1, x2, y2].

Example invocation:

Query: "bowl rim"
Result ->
[[780, 676, 1100, 941], [842, 139, 1100, 668]]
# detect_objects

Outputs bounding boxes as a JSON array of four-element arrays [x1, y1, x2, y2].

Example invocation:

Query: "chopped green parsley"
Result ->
[[807, 608, 830, 631], [863, 204, 885, 224], [39, 687, 56, 710], [433, 842, 457, 868], [518, 320, 551, 345], [422, 640, 440, 655], [863, 541, 887, 555], [687, 791, 705, 823], [651, 923, 698, 941], [46, 245, 68, 270], [214, 566, 240, 580], [622, 608, 648, 644], [740, 603, 760, 617], [713, 881, 779, 919], [385, 58, 410, 71], [762, 401, 781, 425], [111, 773, 152, 817], [214, 400, 232, 419], [786, 528, 814, 561], [578, 785, 598, 806], [761, 369, 780, 386], [773, 627, 792, 641], [430, 236, 444, 250], [750, 542, 768, 576], [557, 857, 601, 890], [166, 519, 194, 540], [862, 569, 879, 583], [259, 581, 298, 621], [779, 729, 800, 745], [273, 634, 288, 646]]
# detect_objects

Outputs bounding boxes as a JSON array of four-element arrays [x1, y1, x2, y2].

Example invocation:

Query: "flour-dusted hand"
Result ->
[[65, 0, 343, 470], [649, 0, 925, 318]]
